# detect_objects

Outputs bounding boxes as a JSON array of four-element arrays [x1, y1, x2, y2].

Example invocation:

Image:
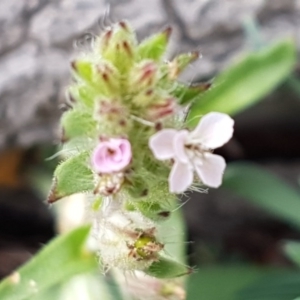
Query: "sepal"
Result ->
[[145, 256, 191, 278], [137, 27, 172, 61], [168, 51, 199, 79]]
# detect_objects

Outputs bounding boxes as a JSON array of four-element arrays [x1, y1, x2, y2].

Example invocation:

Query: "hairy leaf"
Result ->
[[223, 162, 300, 228]]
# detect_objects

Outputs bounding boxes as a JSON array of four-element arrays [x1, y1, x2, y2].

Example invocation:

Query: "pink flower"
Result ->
[[149, 112, 234, 193], [92, 138, 132, 173]]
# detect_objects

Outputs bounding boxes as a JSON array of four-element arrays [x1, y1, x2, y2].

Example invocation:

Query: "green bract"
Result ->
[[48, 152, 94, 203], [145, 256, 191, 279]]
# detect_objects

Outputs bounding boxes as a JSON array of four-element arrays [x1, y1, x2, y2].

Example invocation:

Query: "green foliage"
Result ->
[[0, 226, 97, 300], [187, 266, 296, 300], [48, 152, 94, 203], [222, 162, 300, 229], [187, 39, 296, 125], [285, 242, 300, 267], [145, 256, 190, 279], [237, 271, 300, 300]]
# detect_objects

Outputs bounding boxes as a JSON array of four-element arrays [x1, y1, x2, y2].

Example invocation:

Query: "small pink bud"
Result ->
[[147, 98, 177, 120], [119, 21, 130, 32], [92, 138, 132, 173], [139, 62, 156, 85]]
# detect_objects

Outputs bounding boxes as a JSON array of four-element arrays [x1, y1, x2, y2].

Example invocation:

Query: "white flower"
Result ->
[[149, 112, 234, 193]]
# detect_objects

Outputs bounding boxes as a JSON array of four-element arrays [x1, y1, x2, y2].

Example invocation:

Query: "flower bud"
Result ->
[[96, 21, 137, 73], [168, 51, 199, 79], [94, 99, 131, 134], [131, 89, 155, 107], [146, 97, 177, 121], [93, 173, 124, 196], [129, 61, 158, 93], [93, 210, 163, 271], [91, 138, 132, 174]]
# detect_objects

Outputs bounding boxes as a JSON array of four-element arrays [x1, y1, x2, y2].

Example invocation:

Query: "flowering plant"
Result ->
[[44, 20, 234, 299], [0, 16, 296, 300]]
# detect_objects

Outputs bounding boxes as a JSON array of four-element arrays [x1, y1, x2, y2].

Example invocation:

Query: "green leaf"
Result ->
[[223, 162, 300, 228], [285, 242, 300, 267], [187, 39, 296, 126], [58, 273, 114, 300], [187, 266, 295, 300], [161, 199, 187, 264], [61, 109, 97, 140], [30, 287, 62, 300], [237, 271, 300, 300], [48, 152, 94, 203], [137, 27, 171, 61], [145, 256, 190, 279], [0, 226, 97, 300]]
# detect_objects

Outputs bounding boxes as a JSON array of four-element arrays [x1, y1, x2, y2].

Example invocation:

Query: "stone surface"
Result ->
[[0, 0, 299, 148]]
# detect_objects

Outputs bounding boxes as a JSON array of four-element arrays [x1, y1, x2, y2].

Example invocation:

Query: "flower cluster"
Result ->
[[49, 20, 234, 287]]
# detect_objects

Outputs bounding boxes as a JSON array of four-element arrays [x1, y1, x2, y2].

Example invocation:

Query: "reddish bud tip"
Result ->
[[140, 63, 156, 83], [158, 211, 170, 218], [145, 89, 154, 96], [122, 40, 133, 56], [155, 122, 163, 131], [47, 178, 61, 204], [163, 26, 172, 39], [102, 72, 109, 82], [119, 21, 129, 31], [70, 61, 77, 70], [103, 29, 112, 46], [119, 119, 127, 127], [60, 128, 69, 144], [191, 51, 200, 60]]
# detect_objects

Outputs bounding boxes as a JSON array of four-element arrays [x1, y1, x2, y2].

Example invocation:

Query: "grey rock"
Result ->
[[0, 0, 299, 148]]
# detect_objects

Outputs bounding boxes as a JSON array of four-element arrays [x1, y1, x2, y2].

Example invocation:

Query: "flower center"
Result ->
[[184, 143, 206, 164], [107, 148, 116, 156]]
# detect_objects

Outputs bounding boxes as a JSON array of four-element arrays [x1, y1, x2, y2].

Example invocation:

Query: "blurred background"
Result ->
[[1, 0, 300, 299]]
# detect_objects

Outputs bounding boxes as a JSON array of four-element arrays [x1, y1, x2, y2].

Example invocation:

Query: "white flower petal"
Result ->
[[191, 112, 234, 149], [194, 153, 226, 188], [149, 129, 177, 160], [173, 130, 189, 163], [169, 161, 193, 193]]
